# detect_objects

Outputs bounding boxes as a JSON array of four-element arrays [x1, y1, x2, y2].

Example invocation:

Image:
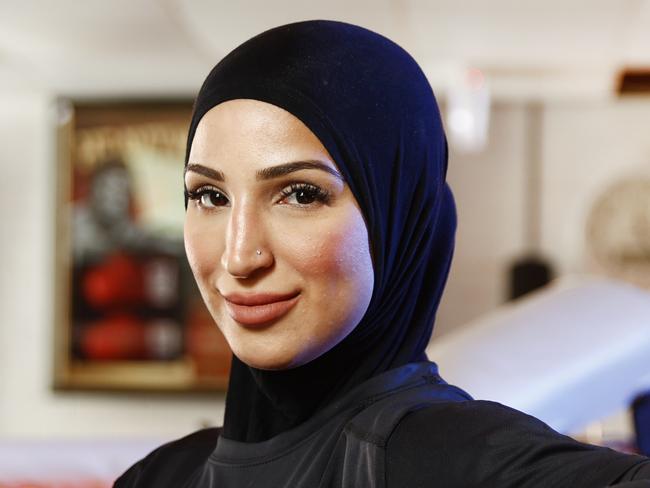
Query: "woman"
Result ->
[[115, 20, 650, 487]]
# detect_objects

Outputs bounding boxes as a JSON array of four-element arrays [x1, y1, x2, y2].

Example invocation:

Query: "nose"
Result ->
[[221, 202, 273, 278]]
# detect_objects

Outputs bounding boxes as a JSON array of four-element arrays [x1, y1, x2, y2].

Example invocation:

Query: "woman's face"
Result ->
[[184, 99, 374, 370]]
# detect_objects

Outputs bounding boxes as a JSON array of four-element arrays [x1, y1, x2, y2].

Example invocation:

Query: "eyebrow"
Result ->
[[185, 164, 225, 181], [184, 160, 344, 182]]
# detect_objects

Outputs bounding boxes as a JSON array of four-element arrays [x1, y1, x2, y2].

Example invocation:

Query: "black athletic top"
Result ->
[[114, 362, 650, 487]]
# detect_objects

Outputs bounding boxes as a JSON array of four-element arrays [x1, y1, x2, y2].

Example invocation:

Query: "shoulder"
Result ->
[[114, 427, 220, 488], [385, 400, 646, 488], [385, 399, 548, 463], [392, 398, 556, 439]]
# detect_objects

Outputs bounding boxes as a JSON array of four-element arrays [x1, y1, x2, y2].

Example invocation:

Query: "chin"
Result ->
[[236, 333, 351, 371], [235, 350, 302, 371], [232, 338, 328, 371]]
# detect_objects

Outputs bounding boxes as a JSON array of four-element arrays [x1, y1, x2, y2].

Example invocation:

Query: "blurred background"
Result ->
[[1, 0, 650, 485]]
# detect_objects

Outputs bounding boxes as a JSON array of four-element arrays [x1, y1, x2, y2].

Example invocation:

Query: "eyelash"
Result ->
[[278, 183, 332, 206], [185, 182, 332, 210], [185, 185, 227, 209]]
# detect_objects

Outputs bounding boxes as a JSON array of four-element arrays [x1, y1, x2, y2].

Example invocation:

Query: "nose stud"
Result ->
[[256, 249, 262, 256]]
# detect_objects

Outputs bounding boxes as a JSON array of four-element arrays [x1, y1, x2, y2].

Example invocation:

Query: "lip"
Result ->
[[222, 291, 300, 327]]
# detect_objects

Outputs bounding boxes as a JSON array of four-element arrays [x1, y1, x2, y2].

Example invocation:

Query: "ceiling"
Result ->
[[1, 0, 649, 100]]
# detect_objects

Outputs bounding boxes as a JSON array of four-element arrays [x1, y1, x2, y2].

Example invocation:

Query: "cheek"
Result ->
[[285, 210, 374, 305], [280, 208, 374, 365], [184, 213, 221, 282]]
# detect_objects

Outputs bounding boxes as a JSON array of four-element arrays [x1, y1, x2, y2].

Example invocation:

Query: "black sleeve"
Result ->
[[385, 400, 650, 488], [611, 460, 650, 484], [113, 428, 220, 488]]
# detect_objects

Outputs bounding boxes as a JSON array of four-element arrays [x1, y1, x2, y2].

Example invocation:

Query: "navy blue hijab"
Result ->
[[185, 20, 456, 442]]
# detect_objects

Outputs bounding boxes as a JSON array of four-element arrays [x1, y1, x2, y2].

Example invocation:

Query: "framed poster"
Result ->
[[53, 99, 231, 392]]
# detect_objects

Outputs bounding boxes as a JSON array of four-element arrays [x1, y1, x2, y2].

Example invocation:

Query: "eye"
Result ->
[[185, 186, 229, 209], [278, 183, 331, 206]]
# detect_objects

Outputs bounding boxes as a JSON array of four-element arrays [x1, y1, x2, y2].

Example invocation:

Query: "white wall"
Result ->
[[435, 103, 528, 337], [541, 98, 650, 274], [1, 91, 649, 440], [437, 97, 650, 338]]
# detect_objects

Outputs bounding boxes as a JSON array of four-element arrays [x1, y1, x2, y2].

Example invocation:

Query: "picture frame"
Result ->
[[53, 99, 231, 392]]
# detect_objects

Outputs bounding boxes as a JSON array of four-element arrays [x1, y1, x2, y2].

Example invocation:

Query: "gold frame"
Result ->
[[53, 99, 230, 392]]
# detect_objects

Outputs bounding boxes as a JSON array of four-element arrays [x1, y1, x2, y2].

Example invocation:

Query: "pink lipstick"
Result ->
[[223, 291, 300, 327]]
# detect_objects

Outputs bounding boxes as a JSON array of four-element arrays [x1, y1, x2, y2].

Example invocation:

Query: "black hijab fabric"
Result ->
[[185, 19, 456, 442]]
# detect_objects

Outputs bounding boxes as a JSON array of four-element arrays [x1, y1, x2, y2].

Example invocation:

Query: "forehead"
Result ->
[[188, 99, 335, 171]]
